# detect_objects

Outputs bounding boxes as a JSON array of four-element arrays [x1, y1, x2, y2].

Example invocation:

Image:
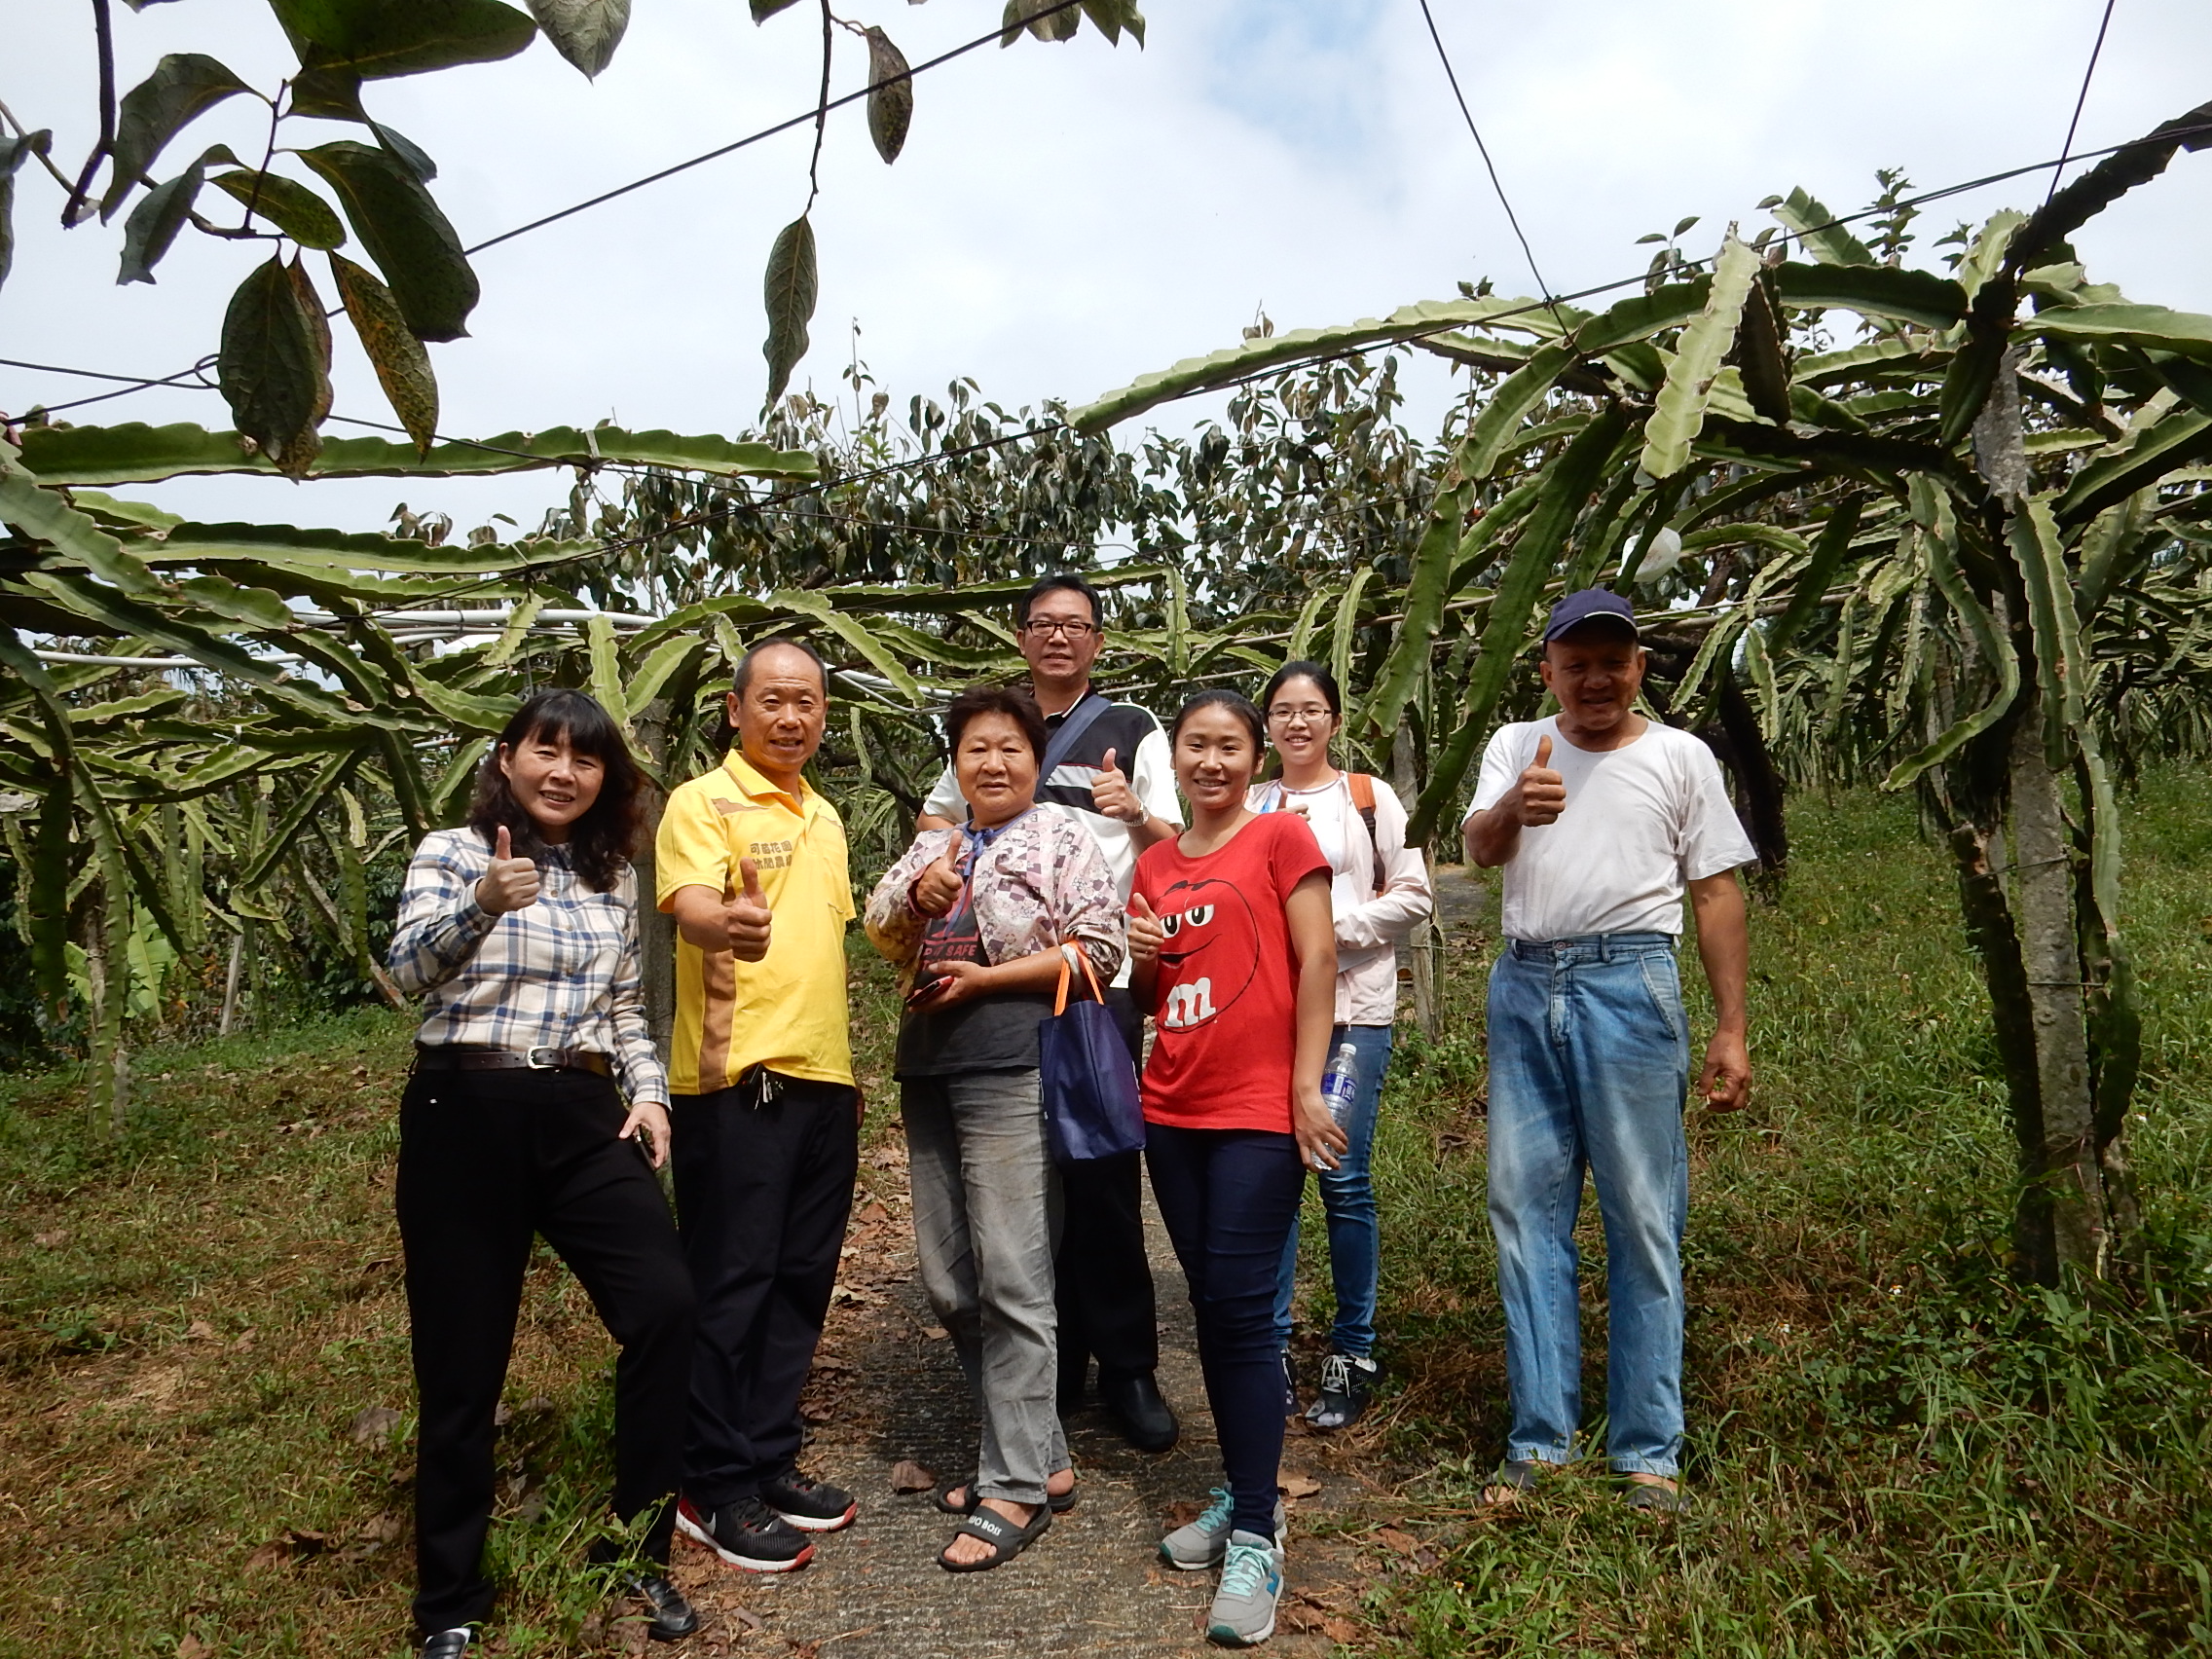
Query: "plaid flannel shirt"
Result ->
[[388, 828, 667, 1106]]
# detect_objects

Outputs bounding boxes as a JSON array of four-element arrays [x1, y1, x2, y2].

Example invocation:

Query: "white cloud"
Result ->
[[4, 0, 2209, 535]]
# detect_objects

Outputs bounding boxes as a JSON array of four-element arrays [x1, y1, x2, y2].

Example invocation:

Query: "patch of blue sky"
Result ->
[[1191, 0, 1393, 168]]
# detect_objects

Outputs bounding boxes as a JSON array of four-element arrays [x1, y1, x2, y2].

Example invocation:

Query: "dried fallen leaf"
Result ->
[[177, 1636, 211, 1659], [32, 1230, 66, 1248], [1321, 1616, 1359, 1642], [855, 1201, 890, 1226], [1376, 1526, 1421, 1556], [350, 1405, 403, 1445], [889, 1458, 936, 1493], [1164, 1500, 1205, 1529], [1277, 1472, 1322, 1499], [919, 1325, 948, 1341], [731, 1605, 765, 1632], [186, 1319, 218, 1342]]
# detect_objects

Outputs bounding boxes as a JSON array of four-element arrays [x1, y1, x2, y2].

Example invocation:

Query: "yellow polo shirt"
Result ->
[[656, 750, 855, 1094]]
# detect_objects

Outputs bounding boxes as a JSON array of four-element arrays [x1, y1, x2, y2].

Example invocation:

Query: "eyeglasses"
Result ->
[[1266, 705, 1336, 725], [1021, 618, 1098, 639]]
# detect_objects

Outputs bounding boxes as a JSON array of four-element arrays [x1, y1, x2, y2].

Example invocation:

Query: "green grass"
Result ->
[[3, 782, 2210, 1655], [1317, 776, 2212, 1657]]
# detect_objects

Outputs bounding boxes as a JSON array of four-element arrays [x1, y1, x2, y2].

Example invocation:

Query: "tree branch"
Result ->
[[807, 0, 832, 209], [60, 0, 116, 228]]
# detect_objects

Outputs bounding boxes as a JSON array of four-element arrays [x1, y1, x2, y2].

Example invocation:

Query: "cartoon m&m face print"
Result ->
[[1153, 877, 1259, 1032]]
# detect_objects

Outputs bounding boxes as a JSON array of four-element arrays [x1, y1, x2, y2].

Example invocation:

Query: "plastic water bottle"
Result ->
[[1320, 1042, 1360, 1129]]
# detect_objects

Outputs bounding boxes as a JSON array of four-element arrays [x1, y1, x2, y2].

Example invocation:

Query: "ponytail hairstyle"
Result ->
[[466, 688, 645, 893]]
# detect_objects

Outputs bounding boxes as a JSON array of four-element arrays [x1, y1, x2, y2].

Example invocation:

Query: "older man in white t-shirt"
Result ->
[[1461, 587, 1753, 1513]]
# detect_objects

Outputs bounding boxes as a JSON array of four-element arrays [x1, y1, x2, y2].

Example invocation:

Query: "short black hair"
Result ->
[[1017, 571, 1103, 628], [942, 683, 1050, 762], [732, 635, 827, 696], [1261, 659, 1343, 719], [1169, 687, 1266, 748]]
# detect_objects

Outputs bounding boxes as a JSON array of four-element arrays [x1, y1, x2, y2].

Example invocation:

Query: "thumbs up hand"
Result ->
[[477, 825, 542, 914], [1126, 890, 1165, 968], [1512, 732, 1567, 828], [723, 856, 774, 962], [911, 836, 967, 918], [1090, 746, 1145, 827]]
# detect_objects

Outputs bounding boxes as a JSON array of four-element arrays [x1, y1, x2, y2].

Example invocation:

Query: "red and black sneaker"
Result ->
[[761, 1471, 858, 1532], [675, 1495, 815, 1572]]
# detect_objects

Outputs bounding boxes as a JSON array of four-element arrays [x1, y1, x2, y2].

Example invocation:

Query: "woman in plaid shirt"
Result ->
[[387, 689, 697, 1659]]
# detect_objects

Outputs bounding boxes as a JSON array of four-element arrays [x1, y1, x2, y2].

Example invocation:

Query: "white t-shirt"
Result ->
[[1466, 717, 1754, 940], [1248, 773, 1434, 1026]]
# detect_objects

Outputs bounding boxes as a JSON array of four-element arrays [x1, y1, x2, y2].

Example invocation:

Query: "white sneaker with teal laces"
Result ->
[[1206, 1530, 1284, 1646], [1160, 1489, 1289, 1571]]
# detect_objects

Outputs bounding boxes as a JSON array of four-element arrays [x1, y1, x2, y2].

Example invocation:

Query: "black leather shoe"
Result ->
[[622, 1572, 701, 1641], [1099, 1371, 1178, 1454], [420, 1631, 471, 1659]]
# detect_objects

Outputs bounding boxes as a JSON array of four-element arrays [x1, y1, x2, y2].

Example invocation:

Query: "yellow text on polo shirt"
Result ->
[[656, 751, 855, 1094]]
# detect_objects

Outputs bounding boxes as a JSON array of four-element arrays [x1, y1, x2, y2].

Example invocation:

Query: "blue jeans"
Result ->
[[1146, 1124, 1306, 1539], [1272, 1022, 1391, 1359], [1486, 934, 1689, 1478]]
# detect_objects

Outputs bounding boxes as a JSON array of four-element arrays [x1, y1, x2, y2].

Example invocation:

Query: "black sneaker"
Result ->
[[1279, 1351, 1298, 1417], [761, 1471, 857, 1532], [1304, 1350, 1381, 1430], [675, 1494, 815, 1572], [619, 1572, 700, 1641]]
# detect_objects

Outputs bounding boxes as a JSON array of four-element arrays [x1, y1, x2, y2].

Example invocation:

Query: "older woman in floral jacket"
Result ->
[[866, 684, 1125, 1574]]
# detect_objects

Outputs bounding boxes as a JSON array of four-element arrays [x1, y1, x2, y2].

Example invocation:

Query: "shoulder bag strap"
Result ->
[[1038, 691, 1116, 781], [1346, 772, 1386, 897]]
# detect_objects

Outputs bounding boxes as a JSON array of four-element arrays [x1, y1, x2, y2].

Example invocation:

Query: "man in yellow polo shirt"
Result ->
[[658, 637, 860, 1574]]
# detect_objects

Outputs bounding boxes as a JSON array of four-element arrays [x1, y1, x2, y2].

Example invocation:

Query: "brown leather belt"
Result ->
[[413, 1045, 613, 1077]]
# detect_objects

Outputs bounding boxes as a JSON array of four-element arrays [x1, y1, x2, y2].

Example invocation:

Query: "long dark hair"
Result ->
[[466, 689, 644, 893], [1260, 659, 1343, 719]]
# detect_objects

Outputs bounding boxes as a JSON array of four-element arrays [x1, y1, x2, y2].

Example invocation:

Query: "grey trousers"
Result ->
[[901, 1068, 1070, 1505]]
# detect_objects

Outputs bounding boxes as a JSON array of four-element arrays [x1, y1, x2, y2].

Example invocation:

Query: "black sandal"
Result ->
[[935, 1475, 1078, 1515], [937, 1503, 1051, 1572]]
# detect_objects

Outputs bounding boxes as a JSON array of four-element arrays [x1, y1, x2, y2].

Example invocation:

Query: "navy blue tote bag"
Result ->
[[1038, 944, 1145, 1166]]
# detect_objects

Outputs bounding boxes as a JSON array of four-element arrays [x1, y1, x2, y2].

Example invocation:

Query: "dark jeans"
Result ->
[[671, 1073, 859, 1507], [397, 1068, 693, 1636], [1056, 988, 1160, 1387], [1145, 1123, 1306, 1539]]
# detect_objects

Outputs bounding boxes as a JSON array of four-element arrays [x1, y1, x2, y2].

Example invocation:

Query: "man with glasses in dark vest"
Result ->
[[916, 572, 1184, 1452]]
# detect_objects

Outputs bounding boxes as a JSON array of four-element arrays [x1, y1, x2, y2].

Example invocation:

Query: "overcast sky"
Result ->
[[5, 0, 2210, 540]]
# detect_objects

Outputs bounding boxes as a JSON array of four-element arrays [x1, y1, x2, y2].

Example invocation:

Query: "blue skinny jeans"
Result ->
[[1272, 1022, 1391, 1359], [1145, 1124, 1305, 1539], [1486, 933, 1689, 1478]]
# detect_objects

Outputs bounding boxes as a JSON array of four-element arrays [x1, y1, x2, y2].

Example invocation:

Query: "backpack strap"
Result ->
[[1346, 773, 1385, 897]]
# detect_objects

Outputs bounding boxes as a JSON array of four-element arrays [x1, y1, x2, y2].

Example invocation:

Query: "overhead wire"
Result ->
[[1413, 0, 1570, 333], [2043, 0, 2121, 212]]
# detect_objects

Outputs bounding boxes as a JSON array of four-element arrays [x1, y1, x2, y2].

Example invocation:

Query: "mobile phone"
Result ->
[[904, 976, 951, 1008]]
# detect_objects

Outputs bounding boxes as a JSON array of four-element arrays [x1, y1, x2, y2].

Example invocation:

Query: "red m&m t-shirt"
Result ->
[[1132, 812, 1330, 1134]]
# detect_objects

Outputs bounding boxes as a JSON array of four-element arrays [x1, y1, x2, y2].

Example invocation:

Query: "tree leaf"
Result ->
[[1766, 496, 1862, 657], [216, 255, 333, 478], [1003, 0, 1081, 46], [118, 145, 236, 285], [751, 0, 804, 18], [207, 168, 348, 248], [98, 54, 253, 223], [372, 125, 440, 183], [0, 129, 51, 298], [527, 0, 631, 78], [865, 27, 913, 164], [329, 252, 439, 454], [1764, 186, 1876, 268], [297, 141, 478, 341], [287, 67, 366, 120], [761, 214, 818, 406], [1641, 235, 1759, 478], [269, 0, 537, 80]]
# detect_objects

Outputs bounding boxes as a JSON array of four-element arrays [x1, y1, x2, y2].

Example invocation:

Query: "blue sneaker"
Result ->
[[1206, 1530, 1284, 1646], [1160, 1488, 1289, 1570]]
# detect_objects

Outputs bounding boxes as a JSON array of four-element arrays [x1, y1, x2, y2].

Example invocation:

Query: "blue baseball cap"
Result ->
[[1543, 587, 1641, 643]]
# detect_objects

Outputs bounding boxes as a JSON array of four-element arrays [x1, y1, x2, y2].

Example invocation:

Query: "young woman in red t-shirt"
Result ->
[[1128, 689, 1344, 1646]]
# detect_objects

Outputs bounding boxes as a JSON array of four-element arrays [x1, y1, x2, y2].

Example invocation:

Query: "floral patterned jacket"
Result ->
[[865, 805, 1126, 987]]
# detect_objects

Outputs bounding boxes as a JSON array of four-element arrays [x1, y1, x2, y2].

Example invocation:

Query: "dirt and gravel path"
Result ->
[[660, 1137, 1390, 1657]]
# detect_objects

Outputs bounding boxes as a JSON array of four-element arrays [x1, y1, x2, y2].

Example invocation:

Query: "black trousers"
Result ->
[[1055, 990, 1161, 1386], [396, 1068, 694, 1636], [671, 1073, 860, 1508]]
